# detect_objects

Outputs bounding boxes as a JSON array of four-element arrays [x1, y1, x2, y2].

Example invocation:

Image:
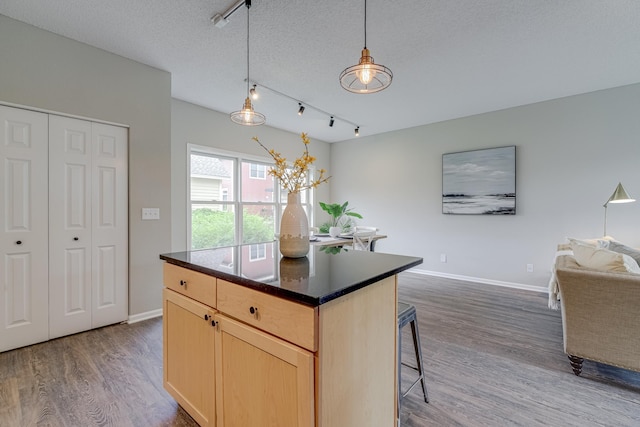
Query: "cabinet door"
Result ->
[[48, 115, 93, 339], [164, 289, 216, 427], [0, 105, 49, 352], [215, 314, 314, 427], [91, 122, 128, 328]]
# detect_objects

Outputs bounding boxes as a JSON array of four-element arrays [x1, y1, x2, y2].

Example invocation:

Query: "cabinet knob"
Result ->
[[73, 237, 79, 241], [204, 314, 209, 321], [211, 320, 217, 327], [16, 240, 22, 245], [249, 306, 258, 315], [179, 280, 185, 287]]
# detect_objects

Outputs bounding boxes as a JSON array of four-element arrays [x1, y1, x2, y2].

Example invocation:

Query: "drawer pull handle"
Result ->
[[179, 280, 186, 287], [16, 240, 22, 245], [73, 237, 79, 241], [211, 320, 218, 327], [204, 314, 209, 321], [249, 306, 258, 315]]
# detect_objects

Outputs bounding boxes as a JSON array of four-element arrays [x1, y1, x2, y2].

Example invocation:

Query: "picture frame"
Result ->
[[442, 146, 516, 215]]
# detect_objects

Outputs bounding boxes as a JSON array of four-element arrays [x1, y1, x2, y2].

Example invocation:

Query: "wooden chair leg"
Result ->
[[568, 355, 584, 376]]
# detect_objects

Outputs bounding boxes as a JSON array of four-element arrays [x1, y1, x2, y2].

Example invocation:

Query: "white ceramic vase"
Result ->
[[329, 226, 341, 238], [279, 192, 310, 258]]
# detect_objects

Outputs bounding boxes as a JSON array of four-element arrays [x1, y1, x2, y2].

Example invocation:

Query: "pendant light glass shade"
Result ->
[[230, 0, 265, 126], [231, 97, 266, 125], [340, 1, 392, 94], [340, 48, 393, 93]]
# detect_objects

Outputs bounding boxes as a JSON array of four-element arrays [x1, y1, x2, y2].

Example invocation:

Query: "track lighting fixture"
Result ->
[[245, 81, 359, 134], [250, 84, 258, 99], [230, 0, 265, 126], [355, 127, 360, 136], [339, 0, 393, 93]]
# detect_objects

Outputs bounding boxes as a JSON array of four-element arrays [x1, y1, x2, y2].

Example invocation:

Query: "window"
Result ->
[[188, 145, 314, 250], [250, 163, 266, 179], [249, 244, 266, 261]]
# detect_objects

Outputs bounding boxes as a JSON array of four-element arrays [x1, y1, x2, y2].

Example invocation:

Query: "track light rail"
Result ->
[[249, 80, 360, 131]]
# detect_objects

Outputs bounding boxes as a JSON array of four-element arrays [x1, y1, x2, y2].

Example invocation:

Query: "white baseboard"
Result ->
[[128, 308, 163, 324], [405, 268, 547, 294]]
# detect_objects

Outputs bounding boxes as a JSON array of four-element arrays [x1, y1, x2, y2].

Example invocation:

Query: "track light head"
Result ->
[[329, 116, 335, 127], [355, 127, 360, 136], [298, 103, 305, 116], [250, 84, 258, 99]]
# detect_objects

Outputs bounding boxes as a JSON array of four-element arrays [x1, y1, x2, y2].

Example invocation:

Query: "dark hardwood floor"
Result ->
[[0, 316, 197, 427], [1, 272, 639, 426], [398, 273, 640, 427]]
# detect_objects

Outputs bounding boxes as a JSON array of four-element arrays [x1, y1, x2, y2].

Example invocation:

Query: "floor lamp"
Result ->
[[603, 182, 635, 236]]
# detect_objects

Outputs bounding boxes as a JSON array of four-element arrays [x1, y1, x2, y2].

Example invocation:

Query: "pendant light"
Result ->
[[339, 0, 393, 94], [230, 0, 265, 125]]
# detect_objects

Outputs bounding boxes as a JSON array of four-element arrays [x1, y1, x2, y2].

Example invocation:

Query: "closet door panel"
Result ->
[[91, 123, 128, 327], [49, 115, 92, 338], [0, 105, 49, 352]]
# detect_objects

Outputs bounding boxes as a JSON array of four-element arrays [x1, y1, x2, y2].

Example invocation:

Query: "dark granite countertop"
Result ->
[[160, 242, 422, 307]]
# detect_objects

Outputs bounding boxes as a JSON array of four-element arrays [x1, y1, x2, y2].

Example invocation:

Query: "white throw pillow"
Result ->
[[570, 240, 640, 274], [566, 236, 616, 247], [597, 239, 640, 266]]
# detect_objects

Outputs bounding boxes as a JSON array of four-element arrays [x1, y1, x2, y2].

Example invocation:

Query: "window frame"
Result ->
[[187, 144, 315, 250], [250, 163, 267, 179], [249, 243, 267, 261]]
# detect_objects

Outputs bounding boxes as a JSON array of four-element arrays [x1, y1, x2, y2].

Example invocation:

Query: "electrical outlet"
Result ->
[[527, 263, 534, 273], [142, 208, 160, 220], [440, 253, 447, 263]]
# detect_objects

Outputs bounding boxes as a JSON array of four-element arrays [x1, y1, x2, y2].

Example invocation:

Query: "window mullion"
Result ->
[[235, 157, 242, 246]]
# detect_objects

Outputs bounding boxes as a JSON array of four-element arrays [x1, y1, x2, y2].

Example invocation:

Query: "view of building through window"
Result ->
[[189, 147, 312, 250]]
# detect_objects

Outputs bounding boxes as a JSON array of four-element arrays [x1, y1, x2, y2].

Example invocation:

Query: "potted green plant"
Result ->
[[319, 201, 363, 237]]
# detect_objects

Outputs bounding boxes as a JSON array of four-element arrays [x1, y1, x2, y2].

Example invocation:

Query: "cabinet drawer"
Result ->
[[163, 263, 216, 308], [217, 279, 318, 352]]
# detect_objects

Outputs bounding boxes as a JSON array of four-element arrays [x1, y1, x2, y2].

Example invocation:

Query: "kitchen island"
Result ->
[[160, 243, 422, 427]]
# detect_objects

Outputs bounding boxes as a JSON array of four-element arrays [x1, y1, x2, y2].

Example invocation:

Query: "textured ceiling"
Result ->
[[2, 0, 640, 142]]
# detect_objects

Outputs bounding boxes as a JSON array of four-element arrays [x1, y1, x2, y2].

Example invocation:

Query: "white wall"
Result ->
[[330, 84, 640, 289], [0, 15, 172, 316], [171, 99, 331, 251]]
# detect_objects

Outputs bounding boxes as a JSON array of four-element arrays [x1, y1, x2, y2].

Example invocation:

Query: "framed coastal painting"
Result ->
[[442, 146, 516, 215]]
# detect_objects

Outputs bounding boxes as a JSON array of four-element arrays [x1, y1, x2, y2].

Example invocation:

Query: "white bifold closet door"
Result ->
[[48, 115, 128, 339], [0, 105, 49, 352]]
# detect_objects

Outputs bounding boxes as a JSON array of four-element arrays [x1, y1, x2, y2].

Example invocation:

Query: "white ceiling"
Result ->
[[2, 0, 640, 143]]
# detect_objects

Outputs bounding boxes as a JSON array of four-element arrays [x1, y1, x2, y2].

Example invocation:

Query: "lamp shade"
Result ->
[[603, 182, 635, 236], [230, 0, 265, 126], [339, 0, 392, 94], [230, 97, 266, 126], [605, 182, 635, 205], [339, 48, 393, 93]]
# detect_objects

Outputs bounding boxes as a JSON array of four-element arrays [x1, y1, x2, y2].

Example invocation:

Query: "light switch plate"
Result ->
[[142, 208, 160, 220]]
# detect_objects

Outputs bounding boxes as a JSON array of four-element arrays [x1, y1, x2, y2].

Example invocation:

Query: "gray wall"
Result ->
[[330, 84, 640, 289], [5, 13, 639, 304], [0, 15, 172, 316], [171, 99, 331, 251]]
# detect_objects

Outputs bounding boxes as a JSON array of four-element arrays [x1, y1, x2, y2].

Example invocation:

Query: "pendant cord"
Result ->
[[246, 1, 250, 96], [363, 0, 367, 48]]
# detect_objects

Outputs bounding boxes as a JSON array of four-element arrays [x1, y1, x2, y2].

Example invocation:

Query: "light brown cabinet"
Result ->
[[214, 314, 314, 427], [163, 289, 217, 427], [163, 263, 397, 427]]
